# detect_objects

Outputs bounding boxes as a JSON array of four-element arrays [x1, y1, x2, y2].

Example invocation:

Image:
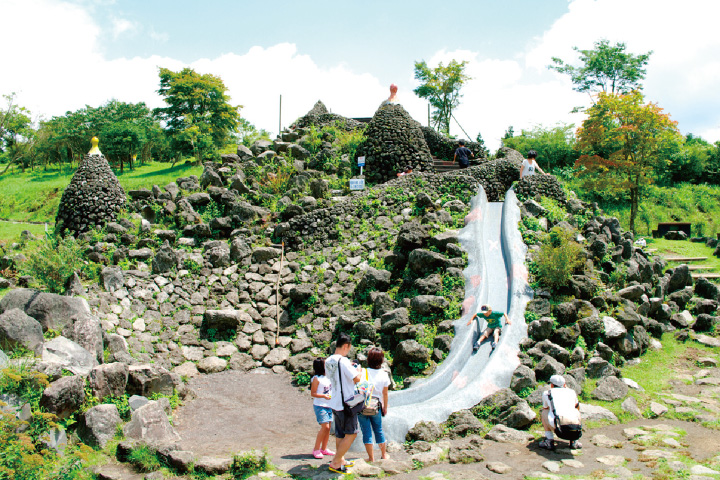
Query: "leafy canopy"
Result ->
[[413, 60, 470, 135], [575, 91, 681, 233], [549, 39, 652, 96], [154, 67, 241, 160], [502, 123, 578, 170]]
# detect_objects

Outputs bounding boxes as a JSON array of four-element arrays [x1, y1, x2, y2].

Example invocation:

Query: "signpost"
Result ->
[[349, 179, 365, 191], [350, 156, 366, 191]]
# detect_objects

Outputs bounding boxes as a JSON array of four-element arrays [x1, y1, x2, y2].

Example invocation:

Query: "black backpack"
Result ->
[[547, 389, 583, 441]]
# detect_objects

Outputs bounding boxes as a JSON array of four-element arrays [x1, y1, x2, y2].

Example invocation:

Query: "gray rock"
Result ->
[[355, 268, 391, 299], [203, 309, 245, 333], [621, 396, 642, 417], [262, 347, 290, 368], [126, 364, 174, 397], [668, 264, 693, 294], [406, 420, 443, 442], [198, 356, 227, 373], [579, 403, 618, 422], [528, 317, 554, 340], [510, 365, 537, 394], [586, 356, 621, 379], [89, 363, 129, 399], [0, 308, 44, 355], [42, 336, 98, 376], [592, 376, 629, 401], [485, 424, 534, 444], [394, 340, 429, 365], [447, 435, 484, 464], [152, 241, 178, 274], [40, 375, 85, 419], [474, 388, 536, 428], [408, 249, 449, 276], [230, 237, 251, 261], [78, 404, 122, 448], [128, 395, 149, 411], [63, 314, 104, 363], [534, 355, 565, 382], [603, 316, 627, 340], [204, 242, 231, 268], [100, 266, 124, 293], [124, 400, 180, 443], [251, 247, 281, 263], [410, 295, 450, 317], [0, 288, 91, 331]]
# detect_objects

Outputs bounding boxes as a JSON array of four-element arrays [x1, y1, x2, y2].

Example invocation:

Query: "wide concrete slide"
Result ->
[[363, 186, 533, 446]]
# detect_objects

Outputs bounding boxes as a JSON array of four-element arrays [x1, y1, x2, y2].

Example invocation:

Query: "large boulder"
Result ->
[[354, 268, 391, 301], [473, 388, 536, 429], [380, 308, 411, 333], [408, 249, 449, 276], [152, 241, 178, 274], [591, 376, 629, 401], [394, 340, 429, 365], [78, 404, 122, 448], [62, 314, 104, 363], [406, 421, 443, 442], [667, 264, 693, 294], [124, 400, 180, 444], [39, 375, 85, 419], [0, 288, 91, 331], [100, 266, 124, 293], [89, 363, 129, 399], [0, 308, 44, 355], [126, 364, 174, 397], [410, 295, 450, 317], [41, 336, 98, 376], [510, 365, 537, 394]]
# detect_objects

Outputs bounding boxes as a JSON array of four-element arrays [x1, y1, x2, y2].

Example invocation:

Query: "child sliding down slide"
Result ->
[[466, 305, 511, 353]]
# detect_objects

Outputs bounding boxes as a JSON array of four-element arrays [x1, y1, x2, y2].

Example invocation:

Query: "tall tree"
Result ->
[[0, 93, 34, 172], [549, 39, 652, 97], [575, 91, 681, 233], [154, 67, 241, 161], [413, 60, 470, 135], [502, 123, 578, 170]]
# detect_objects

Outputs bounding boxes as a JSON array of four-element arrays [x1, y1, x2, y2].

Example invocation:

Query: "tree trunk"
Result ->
[[629, 186, 638, 234]]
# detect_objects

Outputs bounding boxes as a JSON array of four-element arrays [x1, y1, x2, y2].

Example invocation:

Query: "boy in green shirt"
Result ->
[[466, 305, 511, 353]]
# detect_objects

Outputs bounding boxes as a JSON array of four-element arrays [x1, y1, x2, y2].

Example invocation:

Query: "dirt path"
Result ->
[[173, 369, 318, 460]]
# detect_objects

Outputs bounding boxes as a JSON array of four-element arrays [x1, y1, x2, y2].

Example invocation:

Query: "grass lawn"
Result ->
[[0, 161, 202, 224], [0, 222, 49, 244], [644, 237, 720, 277]]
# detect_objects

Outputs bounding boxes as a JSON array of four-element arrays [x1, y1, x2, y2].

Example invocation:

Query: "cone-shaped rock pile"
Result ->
[[356, 103, 434, 184]]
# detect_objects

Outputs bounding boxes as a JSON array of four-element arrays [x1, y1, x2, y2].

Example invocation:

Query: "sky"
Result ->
[[2, 0, 720, 150]]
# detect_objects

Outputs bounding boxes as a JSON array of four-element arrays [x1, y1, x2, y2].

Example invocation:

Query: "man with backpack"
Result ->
[[539, 375, 583, 450]]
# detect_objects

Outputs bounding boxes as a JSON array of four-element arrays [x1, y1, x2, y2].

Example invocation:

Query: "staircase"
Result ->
[[433, 157, 460, 173]]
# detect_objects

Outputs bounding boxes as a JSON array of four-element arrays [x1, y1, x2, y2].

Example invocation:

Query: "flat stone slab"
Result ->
[[592, 434, 623, 448], [561, 459, 584, 468], [542, 461, 560, 472], [596, 455, 626, 466], [486, 462, 512, 474]]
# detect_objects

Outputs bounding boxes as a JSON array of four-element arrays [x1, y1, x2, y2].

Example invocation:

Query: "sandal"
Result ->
[[343, 460, 354, 467], [328, 465, 348, 474]]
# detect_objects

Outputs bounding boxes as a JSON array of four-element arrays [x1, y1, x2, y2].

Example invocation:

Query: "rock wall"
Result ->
[[355, 104, 435, 183], [56, 154, 126, 236], [293, 100, 364, 131], [420, 126, 487, 162]]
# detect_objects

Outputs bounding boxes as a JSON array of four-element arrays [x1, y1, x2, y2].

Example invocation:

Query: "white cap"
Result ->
[[549, 375, 565, 387]]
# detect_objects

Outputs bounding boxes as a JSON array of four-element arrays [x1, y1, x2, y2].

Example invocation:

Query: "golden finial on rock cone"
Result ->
[[88, 136, 102, 155]]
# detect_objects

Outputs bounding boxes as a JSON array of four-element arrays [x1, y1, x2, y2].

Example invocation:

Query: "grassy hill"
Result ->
[[0, 162, 202, 242]]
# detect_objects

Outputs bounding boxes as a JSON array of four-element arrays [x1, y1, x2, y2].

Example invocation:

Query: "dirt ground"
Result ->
[[173, 369, 318, 459], [170, 353, 720, 480]]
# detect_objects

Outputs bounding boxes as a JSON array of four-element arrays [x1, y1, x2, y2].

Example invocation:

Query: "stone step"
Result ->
[[691, 273, 720, 279], [664, 256, 708, 262]]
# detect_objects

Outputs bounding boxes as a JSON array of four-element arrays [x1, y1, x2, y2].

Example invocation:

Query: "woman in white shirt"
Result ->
[[358, 347, 391, 462], [520, 150, 546, 179]]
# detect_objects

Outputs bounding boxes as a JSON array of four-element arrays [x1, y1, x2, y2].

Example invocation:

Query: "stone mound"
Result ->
[[514, 174, 567, 205], [56, 153, 126, 236], [293, 100, 364, 131], [460, 157, 522, 202], [420, 126, 487, 161], [355, 103, 434, 184]]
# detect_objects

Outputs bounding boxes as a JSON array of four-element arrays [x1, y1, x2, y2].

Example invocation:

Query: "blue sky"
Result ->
[[2, 0, 720, 149]]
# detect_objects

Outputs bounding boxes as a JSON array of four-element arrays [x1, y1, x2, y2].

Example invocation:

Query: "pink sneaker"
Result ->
[[313, 450, 323, 459], [321, 449, 335, 456]]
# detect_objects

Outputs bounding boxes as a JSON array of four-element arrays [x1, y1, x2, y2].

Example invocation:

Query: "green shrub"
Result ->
[[21, 235, 86, 293], [294, 371, 311, 386], [533, 226, 585, 291], [230, 450, 270, 479], [539, 196, 567, 224], [127, 445, 161, 472]]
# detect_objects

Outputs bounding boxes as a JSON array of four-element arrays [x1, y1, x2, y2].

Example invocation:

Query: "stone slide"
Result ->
[[359, 186, 533, 447]]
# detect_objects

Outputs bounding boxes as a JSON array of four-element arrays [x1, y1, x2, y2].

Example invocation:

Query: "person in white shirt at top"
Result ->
[[324, 333, 361, 473], [539, 374, 582, 450], [520, 150, 547, 179], [357, 347, 391, 462]]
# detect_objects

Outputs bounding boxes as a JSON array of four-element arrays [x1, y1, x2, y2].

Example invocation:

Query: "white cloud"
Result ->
[[526, 0, 720, 141], [111, 18, 136, 39], [149, 30, 169, 43], [2, 0, 719, 154]]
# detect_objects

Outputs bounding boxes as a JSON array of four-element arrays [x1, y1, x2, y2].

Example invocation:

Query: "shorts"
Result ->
[[332, 408, 359, 438], [482, 327, 501, 337], [314, 405, 332, 424]]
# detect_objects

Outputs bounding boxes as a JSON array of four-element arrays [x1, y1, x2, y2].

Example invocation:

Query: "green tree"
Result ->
[[502, 123, 578, 170], [0, 93, 35, 173], [154, 67, 241, 161], [575, 91, 682, 233], [549, 39, 652, 97], [413, 60, 470, 135]]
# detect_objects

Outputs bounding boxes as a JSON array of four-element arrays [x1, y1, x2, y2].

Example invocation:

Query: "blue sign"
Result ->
[[349, 179, 365, 191], [357, 156, 366, 167]]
